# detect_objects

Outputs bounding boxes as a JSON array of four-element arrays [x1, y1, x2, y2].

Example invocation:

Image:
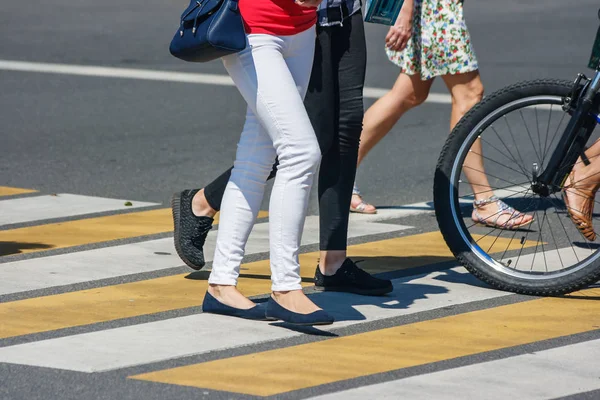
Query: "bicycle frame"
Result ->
[[532, 20, 600, 196]]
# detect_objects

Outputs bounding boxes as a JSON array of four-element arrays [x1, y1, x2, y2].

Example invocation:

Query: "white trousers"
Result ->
[[209, 27, 321, 291]]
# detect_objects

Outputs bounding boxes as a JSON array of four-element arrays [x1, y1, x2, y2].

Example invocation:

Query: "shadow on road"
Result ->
[[0, 241, 53, 256]]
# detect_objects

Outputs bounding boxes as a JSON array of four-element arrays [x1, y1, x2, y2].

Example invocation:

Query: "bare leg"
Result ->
[[442, 71, 533, 228], [272, 290, 321, 314], [564, 139, 600, 219], [357, 73, 434, 165], [192, 189, 217, 218], [207, 284, 257, 309], [352, 73, 434, 212]]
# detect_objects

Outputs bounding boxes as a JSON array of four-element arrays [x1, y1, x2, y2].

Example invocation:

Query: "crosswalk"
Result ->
[[1, 186, 600, 399]]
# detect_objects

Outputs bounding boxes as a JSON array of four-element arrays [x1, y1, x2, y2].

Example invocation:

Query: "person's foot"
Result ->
[[172, 189, 216, 270], [314, 258, 393, 296], [207, 284, 257, 309], [266, 291, 334, 325], [271, 290, 321, 314], [563, 169, 600, 241], [350, 185, 377, 214], [471, 196, 534, 230], [203, 285, 268, 321]]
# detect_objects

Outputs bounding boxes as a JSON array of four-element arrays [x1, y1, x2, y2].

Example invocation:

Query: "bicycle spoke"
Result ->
[[549, 193, 584, 263], [534, 107, 544, 167], [482, 189, 533, 267], [458, 180, 531, 199], [542, 110, 567, 167], [519, 109, 543, 165], [467, 187, 535, 234], [469, 149, 532, 177], [463, 165, 529, 188], [491, 125, 532, 179], [498, 190, 539, 264], [504, 115, 530, 176], [501, 190, 539, 269], [530, 204, 548, 272], [545, 202, 566, 271], [442, 87, 600, 288]]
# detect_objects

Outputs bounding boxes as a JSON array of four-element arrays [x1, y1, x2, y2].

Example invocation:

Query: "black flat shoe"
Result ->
[[202, 292, 268, 321], [172, 189, 213, 270], [265, 297, 334, 326]]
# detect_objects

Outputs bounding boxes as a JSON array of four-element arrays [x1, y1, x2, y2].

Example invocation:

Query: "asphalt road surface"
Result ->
[[1, 1, 600, 399]]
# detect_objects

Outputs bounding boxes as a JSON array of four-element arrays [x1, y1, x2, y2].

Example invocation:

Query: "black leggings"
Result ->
[[204, 12, 366, 251]]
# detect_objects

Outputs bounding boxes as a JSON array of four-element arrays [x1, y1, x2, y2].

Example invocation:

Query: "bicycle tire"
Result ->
[[434, 79, 600, 296]]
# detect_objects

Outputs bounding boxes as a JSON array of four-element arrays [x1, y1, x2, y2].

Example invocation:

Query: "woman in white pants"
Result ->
[[203, 0, 334, 325]]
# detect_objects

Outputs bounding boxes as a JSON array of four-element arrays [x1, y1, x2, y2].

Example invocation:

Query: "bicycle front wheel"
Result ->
[[434, 79, 600, 295]]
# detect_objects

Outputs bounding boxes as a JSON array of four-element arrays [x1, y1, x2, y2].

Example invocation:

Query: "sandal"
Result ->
[[562, 171, 598, 241], [471, 196, 534, 230], [350, 185, 377, 214]]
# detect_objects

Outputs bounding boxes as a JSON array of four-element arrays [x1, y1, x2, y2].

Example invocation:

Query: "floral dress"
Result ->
[[386, 0, 478, 80]]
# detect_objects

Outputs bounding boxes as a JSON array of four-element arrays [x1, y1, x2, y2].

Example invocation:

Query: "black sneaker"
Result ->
[[314, 258, 393, 296], [172, 189, 213, 270]]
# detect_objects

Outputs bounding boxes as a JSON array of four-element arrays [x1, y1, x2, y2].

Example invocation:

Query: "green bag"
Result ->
[[589, 25, 600, 70]]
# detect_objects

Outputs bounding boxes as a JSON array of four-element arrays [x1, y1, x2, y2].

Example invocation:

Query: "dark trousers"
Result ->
[[205, 12, 367, 251]]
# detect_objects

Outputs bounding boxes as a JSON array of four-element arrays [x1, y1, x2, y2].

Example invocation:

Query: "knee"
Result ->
[[289, 139, 322, 175], [339, 114, 363, 151], [304, 140, 322, 169], [453, 82, 485, 116], [404, 91, 429, 108]]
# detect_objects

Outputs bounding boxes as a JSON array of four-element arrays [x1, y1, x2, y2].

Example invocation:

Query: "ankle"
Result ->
[[192, 189, 217, 218], [319, 252, 346, 276], [208, 284, 226, 296]]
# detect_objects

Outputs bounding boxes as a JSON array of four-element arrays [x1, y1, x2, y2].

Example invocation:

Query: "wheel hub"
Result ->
[[530, 162, 551, 197]]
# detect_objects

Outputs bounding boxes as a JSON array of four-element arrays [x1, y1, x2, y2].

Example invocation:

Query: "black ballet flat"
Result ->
[[265, 297, 334, 326], [202, 292, 268, 321]]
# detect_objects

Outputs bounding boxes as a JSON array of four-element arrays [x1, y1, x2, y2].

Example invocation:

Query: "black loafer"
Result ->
[[172, 189, 213, 270], [314, 258, 393, 296]]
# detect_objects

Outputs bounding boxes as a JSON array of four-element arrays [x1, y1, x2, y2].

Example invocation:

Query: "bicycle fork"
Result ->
[[531, 71, 600, 197]]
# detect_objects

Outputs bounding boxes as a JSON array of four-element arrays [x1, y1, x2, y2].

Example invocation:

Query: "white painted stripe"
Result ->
[[0, 60, 234, 86], [0, 238, 179, 295], [502, 246, 595, 273], [311, 339, 600, 400], [363, 87, 451, 103], [0, 216, 411, 296], [0, 268, 507, 372], [0, 59, 451, 102], [0, 194, 156, 226], [350, 184, 530, 223]]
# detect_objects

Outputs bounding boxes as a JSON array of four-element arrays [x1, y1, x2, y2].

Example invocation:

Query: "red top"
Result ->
[[238, 0, 317, 36]]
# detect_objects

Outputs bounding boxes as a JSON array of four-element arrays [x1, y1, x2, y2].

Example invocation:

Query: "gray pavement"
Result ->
[[2, 0, 598, 209], [1, 1, 600, 399]]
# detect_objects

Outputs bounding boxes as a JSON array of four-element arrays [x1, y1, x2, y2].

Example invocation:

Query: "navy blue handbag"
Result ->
[[169, 0, 247, 63]]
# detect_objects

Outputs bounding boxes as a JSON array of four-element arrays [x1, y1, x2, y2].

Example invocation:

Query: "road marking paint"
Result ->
[[130, 287, 600, 396], [0, 209, 267, 258], [351, 184, 529, 223], [0, 209, 174, 257], [0, 274, 279, 340], [0, 214, 408, 296], [0, 186, 37, 197], [0, 194, 157, 226], [0, 60, 452, 103], [0, 267, 508, 372], [311, 338, 600, 400], [0, 232, 534, 341]]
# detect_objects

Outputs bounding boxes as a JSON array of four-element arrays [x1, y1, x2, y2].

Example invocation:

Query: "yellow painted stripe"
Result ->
[[0, 209, 267, 257], [0, 232, 533, 339], [0, 186, 37, 196], [131, 288, 600, 396], [0, 276, 282, 339]]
